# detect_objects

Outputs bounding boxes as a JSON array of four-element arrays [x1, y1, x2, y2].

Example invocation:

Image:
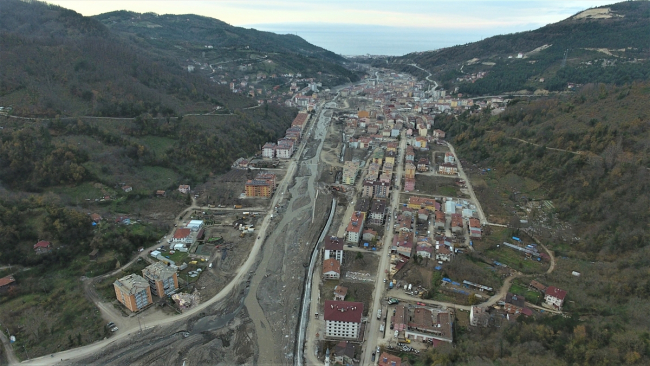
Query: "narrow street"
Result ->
[[361, 130, 407, 366]]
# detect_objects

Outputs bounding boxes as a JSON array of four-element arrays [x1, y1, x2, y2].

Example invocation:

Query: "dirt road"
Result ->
[[0, 331, 18, 365], [446, 142, 488, 225], [20, 180, 286, 365]]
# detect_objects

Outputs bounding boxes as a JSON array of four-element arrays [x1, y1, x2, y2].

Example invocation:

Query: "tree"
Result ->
[[356, 252, 365, 264]]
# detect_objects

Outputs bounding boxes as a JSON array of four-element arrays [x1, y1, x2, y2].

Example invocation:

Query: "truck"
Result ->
[[408, 284, 412, 291], [379, 324, 385, 332], [234, 205, 242, 209], [377, 308, 382, 320]]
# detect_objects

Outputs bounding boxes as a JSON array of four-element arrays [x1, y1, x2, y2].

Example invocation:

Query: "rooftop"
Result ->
[[323, 258, 341, 274], [323, 300, 364, 323], [545, 286, 567, 300], [324, 236, 344, 251], [114, 274, 150, 295], [142, 262, 177, 281]]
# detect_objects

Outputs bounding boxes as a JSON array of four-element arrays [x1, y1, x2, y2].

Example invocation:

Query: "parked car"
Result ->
[[110, 327, 118, 332], [417, 302, 425, 306]]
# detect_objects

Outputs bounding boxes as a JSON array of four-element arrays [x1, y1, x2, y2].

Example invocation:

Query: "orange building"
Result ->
[[142, 262, 179, 298], [404, 163, 416, 179], [114, 274, 153, 313], [245, 180, 273, 198], [358, 110, 369, 118]]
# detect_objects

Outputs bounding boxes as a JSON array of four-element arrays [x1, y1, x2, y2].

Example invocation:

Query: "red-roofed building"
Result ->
[[378, 352, 401, 366], [0, 275, 16, 292], [324, 300, 364, 339], [172, 228, 191, 244], [34, 240, 52, 254], [333, 285, 348, 301], [323, 259, 341, 280], [324, 236, 344, 263], [469, 218, 482, 238], [544, 286, 567, 310], [345, 212, 366, 244]]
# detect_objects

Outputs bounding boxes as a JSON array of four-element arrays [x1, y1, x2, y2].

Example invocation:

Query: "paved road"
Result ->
[[361, 131, 407, 366]]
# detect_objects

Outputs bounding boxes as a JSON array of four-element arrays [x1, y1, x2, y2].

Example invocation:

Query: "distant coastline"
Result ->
[[246, 23, 540, 56]]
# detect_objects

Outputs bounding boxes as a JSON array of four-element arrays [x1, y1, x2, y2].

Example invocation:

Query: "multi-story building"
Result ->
[[178, 185, 191, 194], [362, 180, 375, 198], [142, 262, 179, 298], [451, 214, 464, 234], [324, 236, 344, 264], [342, 161, 360, 185], [435, 211, 446, 229], [324, 300, 364, 339], [322, 258, 341, 280], [392, 232, 414, 258], [373, 181, 390, 199], [262, 142, 276, 158], [438, 163, 458, 175], [369, 198, 387, 225], [404, 163, 416, 179], [345, 211, 366, 244], [544, 286, 567, 310], [444, 152, 455, 164], [114, 274, 153, 312], [245, 179, 273, 198]]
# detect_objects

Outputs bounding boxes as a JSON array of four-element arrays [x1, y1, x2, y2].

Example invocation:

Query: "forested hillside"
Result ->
[[0, 1, 356, 118], [425, 82, 650, 365], [378, 1, 650, 95], [438, 81, 649, 255], [94, 11, 345, 63]]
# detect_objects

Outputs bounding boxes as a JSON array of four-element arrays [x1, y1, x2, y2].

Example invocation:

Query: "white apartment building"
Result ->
[[324, 300, 364, 339]]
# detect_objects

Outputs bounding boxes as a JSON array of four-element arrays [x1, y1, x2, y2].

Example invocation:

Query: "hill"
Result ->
[[0, 1, 358, 118], [423, 82, 650, 365], [376, 1, 650, 95], [94, 11, 345, 63], [93, 11, 360, 89], [437, 81, 649, 256]]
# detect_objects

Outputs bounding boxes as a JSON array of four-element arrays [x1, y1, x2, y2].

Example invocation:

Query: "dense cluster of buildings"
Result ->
[[261, 112, 309, 159]]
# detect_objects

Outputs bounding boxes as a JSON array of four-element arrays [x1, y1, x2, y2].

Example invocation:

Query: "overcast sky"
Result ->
[[47, 0, 622, 55]]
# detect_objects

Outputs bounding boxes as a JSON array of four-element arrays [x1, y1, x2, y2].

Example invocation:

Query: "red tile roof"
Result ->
[[545, 286, 567, 300], [173, 228, 191, 239], [323, 258, 340, 274], [323, 300, 363, 323], [378, 352, 401, 366], [34, 241, 51, 249], [0, 275, 15, 287]]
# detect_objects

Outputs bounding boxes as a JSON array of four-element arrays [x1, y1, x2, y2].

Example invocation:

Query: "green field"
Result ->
[[138, 136, 176, 156], [509, 281, 542, 305]]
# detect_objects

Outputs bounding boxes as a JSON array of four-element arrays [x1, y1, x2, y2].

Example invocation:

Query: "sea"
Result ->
[[247, 23, 534, 56]]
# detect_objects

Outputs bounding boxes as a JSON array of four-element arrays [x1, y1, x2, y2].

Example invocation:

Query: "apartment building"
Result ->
[[142, 262, 179, 298], [324, 300, 364, 339], [114, 274, 153, 312]]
